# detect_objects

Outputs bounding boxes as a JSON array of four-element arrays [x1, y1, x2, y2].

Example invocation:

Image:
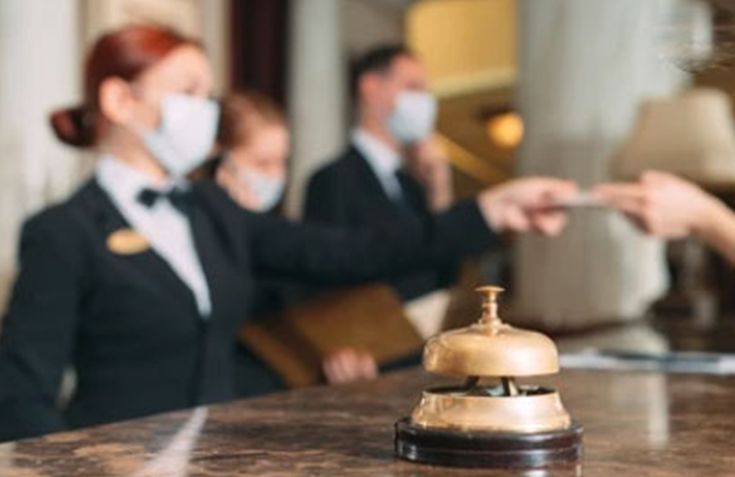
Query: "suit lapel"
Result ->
[[79, 180, 200, 315], [348, 147, 426, 219], [185, 190, 223, 319], [347, 147, 400, 213]]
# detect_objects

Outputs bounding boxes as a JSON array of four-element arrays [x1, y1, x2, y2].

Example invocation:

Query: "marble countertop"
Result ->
[[1, 367, 734, 476]]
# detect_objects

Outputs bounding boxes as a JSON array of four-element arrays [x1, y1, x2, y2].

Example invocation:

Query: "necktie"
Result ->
[[394, 170, 417, 213], [137, 187, 192, 215]]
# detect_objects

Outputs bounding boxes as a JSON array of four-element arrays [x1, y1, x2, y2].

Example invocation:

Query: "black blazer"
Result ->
[[0, 178, 496, 442], [305, 146, 458, 300]]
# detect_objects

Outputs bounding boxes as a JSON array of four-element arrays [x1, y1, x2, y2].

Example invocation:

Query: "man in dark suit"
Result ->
[[304, 45, 456, 302]]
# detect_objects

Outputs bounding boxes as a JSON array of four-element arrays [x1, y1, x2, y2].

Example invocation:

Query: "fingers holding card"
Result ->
[[478, 177, 581, 236]]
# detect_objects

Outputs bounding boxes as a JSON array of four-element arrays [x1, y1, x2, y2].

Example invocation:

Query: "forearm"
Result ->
[[252, 199, 498, 283], [695, 198, 735, 267]]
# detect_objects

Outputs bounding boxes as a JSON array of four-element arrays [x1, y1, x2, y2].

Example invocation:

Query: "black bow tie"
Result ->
[[137, 187, 192, 215]]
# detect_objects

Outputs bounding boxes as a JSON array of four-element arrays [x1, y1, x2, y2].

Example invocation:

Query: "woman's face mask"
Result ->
[[225, 156, 286, 212], [223, 125, 289, 212], [139, 93, 220, 178], [386, 91, 437, 144]]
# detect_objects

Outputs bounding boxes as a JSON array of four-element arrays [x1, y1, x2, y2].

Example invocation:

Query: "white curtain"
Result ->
[[0, 0, 86, 316], [514, 0, 700, 329]]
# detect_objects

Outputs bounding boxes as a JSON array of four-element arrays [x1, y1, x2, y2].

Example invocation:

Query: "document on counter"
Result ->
[[560, 350, 735, 375]]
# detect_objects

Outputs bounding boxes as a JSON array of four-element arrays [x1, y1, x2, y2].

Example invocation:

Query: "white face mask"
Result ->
[[140, 94, 220, 178], [227, 158, 285, 212], [386, 91, 437, 144]]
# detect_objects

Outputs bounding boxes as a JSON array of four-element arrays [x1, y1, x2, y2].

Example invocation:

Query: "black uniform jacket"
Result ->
[[0, 178, 496, 441]]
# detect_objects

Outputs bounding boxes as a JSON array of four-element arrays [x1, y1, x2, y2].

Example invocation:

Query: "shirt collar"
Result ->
[[96, 155, 186, 205], [351, 128, 402, 178]]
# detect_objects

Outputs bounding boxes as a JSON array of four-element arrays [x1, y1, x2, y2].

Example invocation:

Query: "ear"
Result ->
[[358, 72, 382, 102], [98, 77, 137, 126]]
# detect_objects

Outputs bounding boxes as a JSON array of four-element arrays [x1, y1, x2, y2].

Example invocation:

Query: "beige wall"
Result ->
[[407, 0, 517, 97], [343, 0, 406, 56], [285, 0, 346, 217], [82, 0, 230, 93]]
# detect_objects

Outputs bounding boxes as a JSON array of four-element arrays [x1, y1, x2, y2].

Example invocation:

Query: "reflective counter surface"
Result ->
[[1, 364, 735, 476]]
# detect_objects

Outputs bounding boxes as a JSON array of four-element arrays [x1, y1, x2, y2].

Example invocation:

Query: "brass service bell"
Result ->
[[394, 286, 583, 469]]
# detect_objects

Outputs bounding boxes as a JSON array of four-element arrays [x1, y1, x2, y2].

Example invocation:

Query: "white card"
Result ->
[[548, 191, 606, 209]]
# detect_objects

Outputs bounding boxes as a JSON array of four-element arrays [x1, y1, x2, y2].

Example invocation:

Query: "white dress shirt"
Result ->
[[351, 128, 404, 200], [96, 156, 212, 317]]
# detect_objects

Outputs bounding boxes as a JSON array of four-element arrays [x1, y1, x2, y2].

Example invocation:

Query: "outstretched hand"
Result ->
[[592, 171, 721, 239], [322, 348, 378, 385], [478, 177, 579, 236]]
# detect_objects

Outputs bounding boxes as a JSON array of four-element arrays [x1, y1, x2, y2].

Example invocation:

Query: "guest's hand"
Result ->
[[592, 171, 722, 239], [407, 136, 453, 212], [322, 348, 378, 385], [478, 177, 579, 236]]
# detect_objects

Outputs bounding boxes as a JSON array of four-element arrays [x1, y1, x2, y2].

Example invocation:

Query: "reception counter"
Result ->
[[0, 365, 734, 476]]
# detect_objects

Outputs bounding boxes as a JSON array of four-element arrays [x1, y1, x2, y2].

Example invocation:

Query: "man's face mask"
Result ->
[[138, 93, 220, 178], [386, 91, 437, 144]]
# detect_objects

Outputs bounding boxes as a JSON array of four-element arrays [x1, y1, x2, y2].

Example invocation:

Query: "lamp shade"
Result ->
[[613, 88, 735, 185]]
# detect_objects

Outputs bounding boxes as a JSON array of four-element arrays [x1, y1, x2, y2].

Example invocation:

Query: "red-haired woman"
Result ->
[[0, 25, 577, 441]]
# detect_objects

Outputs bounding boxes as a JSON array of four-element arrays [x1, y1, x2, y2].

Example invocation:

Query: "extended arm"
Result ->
[[251, 177, 578, 282]]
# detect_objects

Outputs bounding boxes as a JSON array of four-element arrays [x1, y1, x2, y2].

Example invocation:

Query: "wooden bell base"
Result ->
[[394, 417, 583, 469]]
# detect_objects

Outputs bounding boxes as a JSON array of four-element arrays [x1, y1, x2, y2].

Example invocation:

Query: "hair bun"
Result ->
[[49, 106, 96, 148]]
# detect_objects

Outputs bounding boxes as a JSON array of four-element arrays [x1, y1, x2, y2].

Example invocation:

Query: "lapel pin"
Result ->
[[107, 228, 150, 255]]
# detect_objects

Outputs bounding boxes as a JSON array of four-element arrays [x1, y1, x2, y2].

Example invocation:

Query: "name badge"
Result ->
[[107, 229, 150, 255]]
